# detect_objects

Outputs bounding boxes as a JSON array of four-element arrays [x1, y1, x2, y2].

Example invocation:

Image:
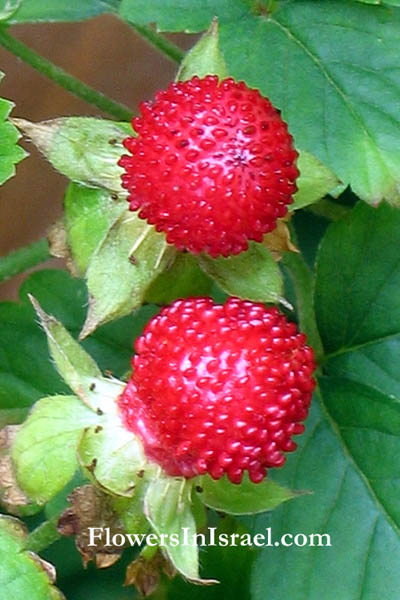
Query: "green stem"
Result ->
[[27, 517, 61, 554], [129, 23, 184, 64], [0, 27, 133, 121], [0, 238, 50, 284], [283, 252, 324, 363]]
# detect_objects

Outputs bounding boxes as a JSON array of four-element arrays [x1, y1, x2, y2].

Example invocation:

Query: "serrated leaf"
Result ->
[[198, 473, 303, 515], [0, 516, 63, 599], [0, 73, 27, 185], [13, 117, 131, 192], [144, 477, 214, 583], [64, 183, 127, 276], [219, 1, 400, 204], [118, 0, 248, 32], [82, 211, 176, 337], [12, 395, 100, 504], [292, 150, 340, 210], [78, 421, 149, 497], [250, 201, 400, 598], [177, 18, 228, 81], [9, 0, 118, 23], [199, 242, 284, 304]]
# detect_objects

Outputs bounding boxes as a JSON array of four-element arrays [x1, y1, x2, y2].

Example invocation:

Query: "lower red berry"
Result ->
[[119, 75, 299, 257], [118, 297, 315, 484]]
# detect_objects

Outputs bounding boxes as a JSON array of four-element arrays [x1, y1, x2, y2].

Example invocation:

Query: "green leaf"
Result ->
[[0, 269, 157, 427], [144, 477, 211, 583], [118, 0, 248, 32], [219, 1, 400, 204], [315, 202, 400, 354], [291, 150, 340, 210], [177, 19, 228, 81], [145, 252, 213, 305], [198, 473, 303, 515], [198, 242, 284, 304], [64, 183, 127, 276], [0, 0, 21, 21], [81, 211, 175, 337], [10, 0, 118, 23], [0, 516, 63, 599], [13, 117, 131, 192], [78, 420, 150, 497], [0, 73, 27, 185], [356, 0, 400, 5], [12, 395, 99, 504], [251, 201, 400, 598]]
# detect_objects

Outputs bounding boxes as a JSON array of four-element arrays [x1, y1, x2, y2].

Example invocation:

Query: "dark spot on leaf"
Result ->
[[195, 485, 203, 493], [94, 425, 103, 434], [129, 254, 138, 265], [111, 193, 118, 201], [89, 383, 96, 391], [96, 408, 104, 416], [137, 469, 145, 478], [109, 138, 117, 145]]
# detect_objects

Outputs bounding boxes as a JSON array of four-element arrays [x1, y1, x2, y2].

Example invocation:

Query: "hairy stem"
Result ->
[[0, 239, 50, 284], [283, 251, 324, 362], [27, 517, 61, 554], [0, 27, 133, 121], [129, 23, 184, 63]]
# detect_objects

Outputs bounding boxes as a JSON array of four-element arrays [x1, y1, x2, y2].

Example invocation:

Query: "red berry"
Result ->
[[119, 76, 299, 258], [118, 297, 315, 484]]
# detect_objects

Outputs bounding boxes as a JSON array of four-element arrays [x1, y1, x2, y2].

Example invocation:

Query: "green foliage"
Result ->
[[0, 516, 63, 599], [9, 0, 118, 23], [12, 396, 99, 503], [0, 73, 27, 185]]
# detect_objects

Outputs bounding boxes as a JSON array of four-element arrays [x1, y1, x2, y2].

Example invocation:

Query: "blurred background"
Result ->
[[0, 15, 195, 299]]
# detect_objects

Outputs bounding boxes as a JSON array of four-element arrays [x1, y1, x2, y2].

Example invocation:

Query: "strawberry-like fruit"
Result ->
[[119, 76, 299, 257], [118, 297, 315, 484]]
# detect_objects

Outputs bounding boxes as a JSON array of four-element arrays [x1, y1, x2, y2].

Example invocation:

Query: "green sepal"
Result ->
[[11, 395, 100, 504], [198, 242, 285, 305], [13, 116, 132, 193], [81, 211, 176, 337], [197, 473, 305, 515], [176, 18, 228, 82], [144, 476, 217, 584]]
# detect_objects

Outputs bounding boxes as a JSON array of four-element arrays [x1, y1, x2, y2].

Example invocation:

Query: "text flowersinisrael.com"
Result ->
[[88, 527, 332, 548]]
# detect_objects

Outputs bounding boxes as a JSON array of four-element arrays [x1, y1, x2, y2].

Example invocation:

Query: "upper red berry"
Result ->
[[119, 76, 299, 258], [118, 297, 315, 484]]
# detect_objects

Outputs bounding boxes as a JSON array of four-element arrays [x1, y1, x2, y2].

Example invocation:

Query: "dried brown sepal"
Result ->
[[125, 551, 176, 597], [57, 484, 126, 568], [262, 216, 298, 261], [47, 220, 79, 277], [0, 426, 33, 514]]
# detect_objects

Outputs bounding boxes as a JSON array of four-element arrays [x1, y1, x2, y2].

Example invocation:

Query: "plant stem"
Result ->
[[0, 238, 50, 284], [283, 252, 324, 362], [0, 27, 133, 121], [27, 517, 61, 554], [129, 23, 184, 64]]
